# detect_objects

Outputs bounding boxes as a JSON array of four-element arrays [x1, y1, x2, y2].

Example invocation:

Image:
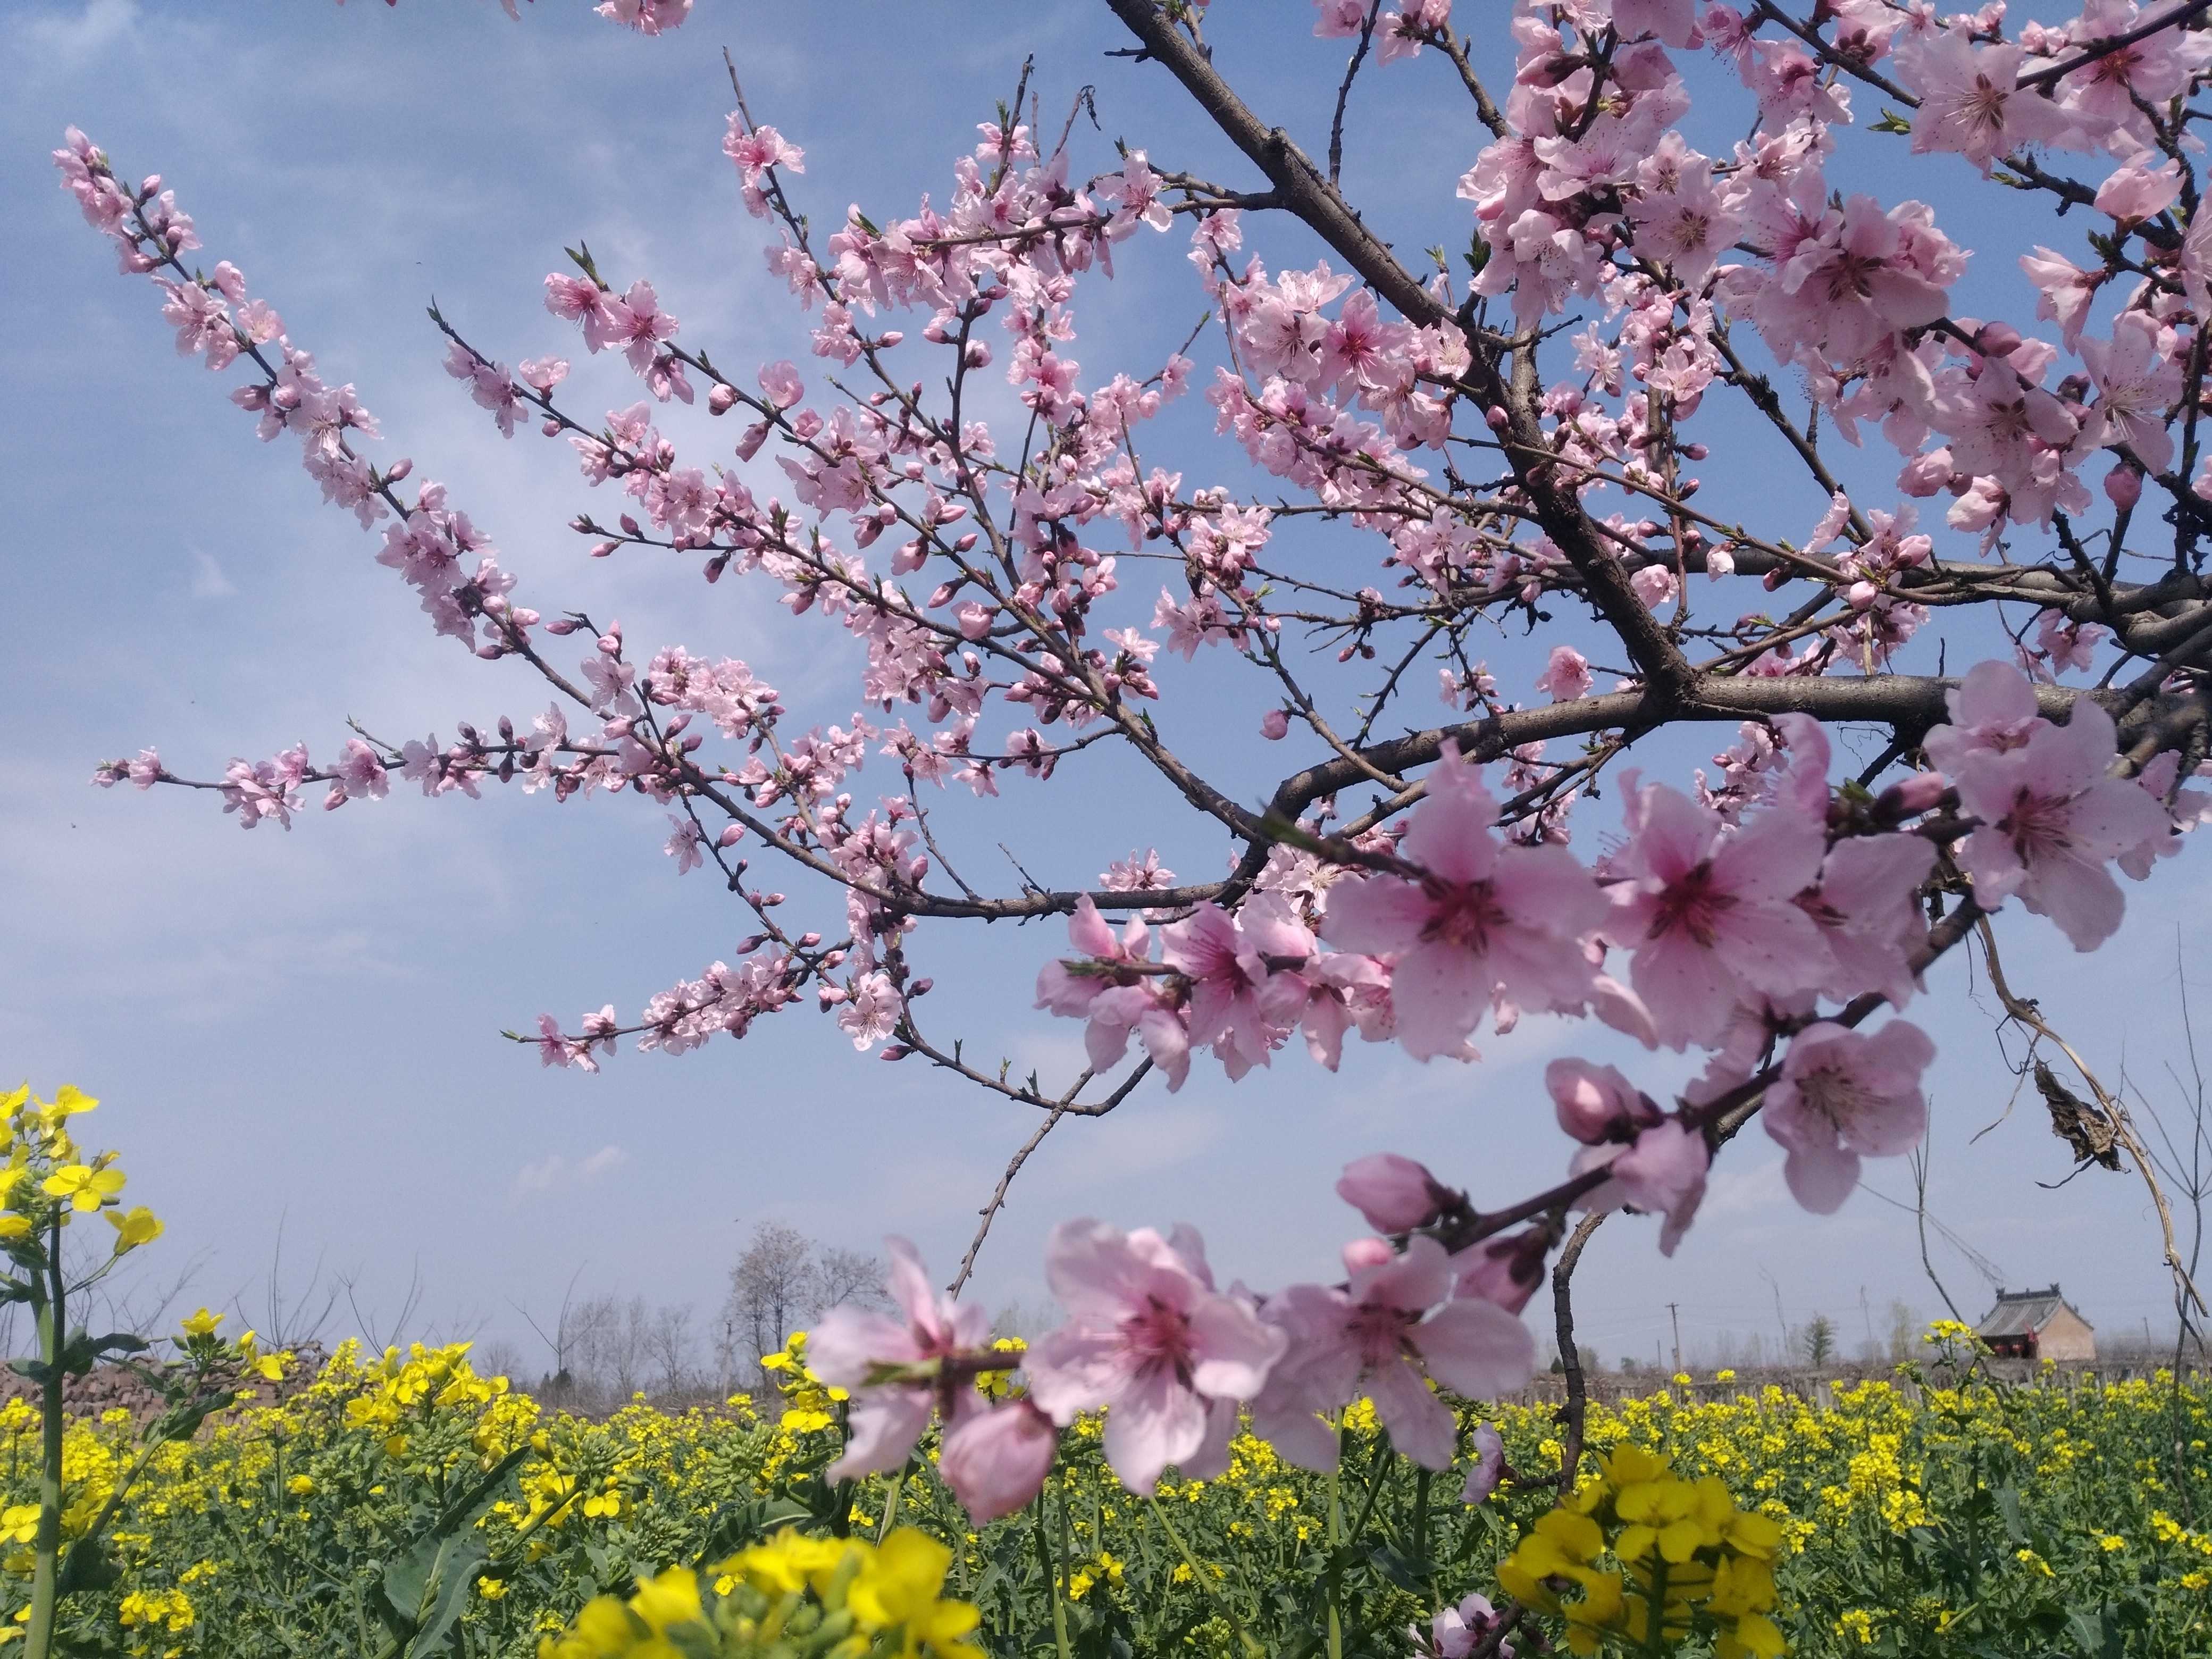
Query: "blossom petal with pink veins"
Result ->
[[885, 1235, 968, 1345], [1068, 894, 1117, 957], [1136, 1006, 1193, 1090], [1608, 1119, 1709, 1255], [1025, 1325, 1129, 1426], [807, 1308, 921, 1384], [1084, 1013, 1134, 1071], [1415, 1297, 1538, 1398], [1814, 834, 1938, 1006], [1175, 1399, 1242, 1482], [1400, 788, 1501, 887], [1616, 783, 1719, 885], [1350, 1234, 1456, 1311], [1711, 894, 1831, 999], [827, 1390, 935, 1481], [1711, 801, 1827, 903], [1389, 939, 1489, 1061], [1366, 1356, 1459, 1469], [1102, 1363, 1208, 1494], [1628, 927, 1740, 1049], [1186, 1295, 1289, 1399], [1494, 842, 1612, 942], [1318, 874, 1435, 955], [1778, 1138, 1861, 1214], [2021, 847, 2128, 949], [2067, 775, 2172, 858], [1042, 1218, 1154, 1325], [1250, 1386, 1340, 1471], [1925, 659, 2042, 773]]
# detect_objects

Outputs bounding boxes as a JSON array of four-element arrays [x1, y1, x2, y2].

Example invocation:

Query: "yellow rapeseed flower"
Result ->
[[41, 1163, 124, 1211], [106, 1205, 162, 1251]]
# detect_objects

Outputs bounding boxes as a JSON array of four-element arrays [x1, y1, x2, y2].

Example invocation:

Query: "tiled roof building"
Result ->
[[1976, 1285, 2096, 1361]]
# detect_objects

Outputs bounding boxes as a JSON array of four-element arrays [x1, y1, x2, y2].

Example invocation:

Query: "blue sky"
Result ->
[[5, 0, 2207, 1373]]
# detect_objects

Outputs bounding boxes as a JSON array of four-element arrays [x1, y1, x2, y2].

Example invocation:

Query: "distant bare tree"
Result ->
[[510, 1266, 589, 1402], [815, 1246, 889, 1313], [477, 1338, 526, 1385], [725, 1221, 820, 1386], [647, 1303, 696, 1396]]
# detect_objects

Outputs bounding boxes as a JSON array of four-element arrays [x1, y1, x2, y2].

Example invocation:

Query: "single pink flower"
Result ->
[[1026, 1221, 1285, 1495], [808, 1237, 990, 1482], [1163, 901, 1305, 1078], [1416, 1591, 1516, 1659], [1949, 683, 2171, 949], [1895, 31, 2080, 173], [1763, 1020, 1935, 1212], [1603, 782, 1830, 1048], [1251, 1236, 1535, 1471], [1321, 742, 1607, 1060], [1534, 644, 1593, 702]]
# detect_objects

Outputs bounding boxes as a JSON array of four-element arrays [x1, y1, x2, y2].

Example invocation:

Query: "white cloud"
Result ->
[[20, 0, 140, 65], [511, 1143, 627, 1201], [188, 549, 236, 598]]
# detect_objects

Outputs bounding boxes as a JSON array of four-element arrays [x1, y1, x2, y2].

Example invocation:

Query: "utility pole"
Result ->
[[1667, 1302, 1683, 1374]]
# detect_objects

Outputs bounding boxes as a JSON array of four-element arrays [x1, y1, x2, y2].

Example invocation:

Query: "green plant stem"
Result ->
[[1327, 1417, 1347, 1659], [25, 1219, 65, 1659], [1149, 1495, 1249, 1648], [1033, 1489, 1071, 1659], [877, 1460, 912, 1543]]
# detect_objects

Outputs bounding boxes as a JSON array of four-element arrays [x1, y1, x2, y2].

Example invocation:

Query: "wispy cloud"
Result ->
[[512, 1144, 629, 1202], [188, 549, 236, 598]]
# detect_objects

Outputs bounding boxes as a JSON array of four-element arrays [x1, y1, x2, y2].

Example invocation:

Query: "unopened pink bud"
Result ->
[[1547, 1058, 1656, 1144], [707, 383, 739, 415], [1260, 708, 1291, 740], [386, 457, 414, 482], [1975, 321, 2022, 358], [1875, 770, 1950, 818], [1485, 405, 1511, 431], [1336, 1153, 1446, 1233], [2105, 464, 2142, 510], [717, 825, 744, 848]]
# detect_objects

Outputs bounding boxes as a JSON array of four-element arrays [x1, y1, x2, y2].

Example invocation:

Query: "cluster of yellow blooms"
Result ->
[[0, 1085, 160, 1253], [1498, 1443, 1784, 1658], [540, 1527, 983, 1659]]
